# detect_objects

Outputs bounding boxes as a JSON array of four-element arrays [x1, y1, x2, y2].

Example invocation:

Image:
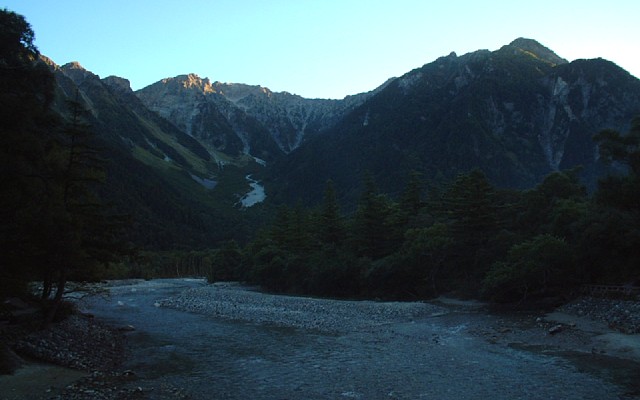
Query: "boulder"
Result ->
[[548, 324, 564, 335]]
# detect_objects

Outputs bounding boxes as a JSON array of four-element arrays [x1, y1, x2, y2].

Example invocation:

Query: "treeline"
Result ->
[[105, 243, 242, 280], [206, 118, 640, 302]]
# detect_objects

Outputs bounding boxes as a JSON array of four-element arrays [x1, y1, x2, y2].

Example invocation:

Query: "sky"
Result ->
[[3, 1, 639, 99]]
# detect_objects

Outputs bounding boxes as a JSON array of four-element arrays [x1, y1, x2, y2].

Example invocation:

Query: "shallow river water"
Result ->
[[79, 279, 634, 399]]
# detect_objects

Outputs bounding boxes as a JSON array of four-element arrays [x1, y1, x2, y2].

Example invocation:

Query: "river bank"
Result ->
[[2, 279, 639, 399], [0, 310, 150, 400]]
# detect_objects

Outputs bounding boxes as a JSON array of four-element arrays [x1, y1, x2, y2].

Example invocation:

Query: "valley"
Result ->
[[3, 7, 640, 400]]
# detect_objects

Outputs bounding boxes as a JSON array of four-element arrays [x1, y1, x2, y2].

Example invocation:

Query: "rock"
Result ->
[[548, 324, 564, 335], [118, 325, 135, 332]]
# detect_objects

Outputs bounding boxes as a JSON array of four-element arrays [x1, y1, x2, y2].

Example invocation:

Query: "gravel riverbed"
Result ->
[[158, 283, 448, 333]]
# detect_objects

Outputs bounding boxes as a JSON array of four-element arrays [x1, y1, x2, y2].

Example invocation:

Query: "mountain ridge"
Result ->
[[40, 37, 640, 218], [135, 71, 388, 155], [268, 38, 640, 206]]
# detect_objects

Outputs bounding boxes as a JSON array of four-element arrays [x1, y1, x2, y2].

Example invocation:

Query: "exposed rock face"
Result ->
[[60, 62, 99, 86], [135, 74, 379, 157], [102, 75, 132, 94]]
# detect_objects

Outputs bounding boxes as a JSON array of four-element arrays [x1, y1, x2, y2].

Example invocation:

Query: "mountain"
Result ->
[[269, 38, 640, 206], [135, 74, 383, 157], [43, 59, 266, 249], [34, 37, 640, 246]]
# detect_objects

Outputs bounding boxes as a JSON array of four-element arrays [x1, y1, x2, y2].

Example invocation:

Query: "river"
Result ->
[[77, 279, 636, 399], [238, 175, 265, 208]]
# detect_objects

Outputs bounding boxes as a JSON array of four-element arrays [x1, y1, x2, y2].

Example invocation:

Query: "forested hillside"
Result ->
[[229, 149, 640, 301]]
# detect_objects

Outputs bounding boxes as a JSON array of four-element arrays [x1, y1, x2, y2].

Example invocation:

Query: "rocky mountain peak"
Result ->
[[506, 37, 568, 66], [102, 75, 132, 94], [62, 61, 87, 71], [184, 73, 215, 93], [211, 82, 275, 104], [156, 73, 215, 95], [60, 61, 99, 86]]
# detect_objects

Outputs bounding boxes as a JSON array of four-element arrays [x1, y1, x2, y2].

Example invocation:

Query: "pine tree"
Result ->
[[0, 9, 57, 297], [317, 180, 345, 245], [352, 173, 393, 259], [438, 169, 499, 287], [399, 171, 423, 218], [41, 95, 130, 324]]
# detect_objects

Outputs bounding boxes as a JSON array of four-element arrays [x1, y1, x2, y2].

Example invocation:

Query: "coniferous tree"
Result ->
[[438, 169, 499, 289], [317, 180, 345, 245], [352, 173, 393, 259], [579, 118, 640, 283], [0, 11, 129, 316], [0, 9, 57, 297], [41, 95, 130, 323], [399, 171, 423, 218], [593, 117, 640, 210]]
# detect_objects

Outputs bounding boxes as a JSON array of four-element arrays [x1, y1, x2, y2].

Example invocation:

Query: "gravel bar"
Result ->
[[158, 283, 448, 333], [558, 296, 640, 334]]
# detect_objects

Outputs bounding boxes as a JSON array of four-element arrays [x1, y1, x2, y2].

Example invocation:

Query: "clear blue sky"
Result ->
[[3, 0, 639, 99]]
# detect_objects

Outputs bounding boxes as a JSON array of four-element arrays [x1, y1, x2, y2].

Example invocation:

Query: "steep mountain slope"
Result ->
[[44, 59, 265, 249], [269, 38, 640, 206], [135, 74, 382, 157]]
